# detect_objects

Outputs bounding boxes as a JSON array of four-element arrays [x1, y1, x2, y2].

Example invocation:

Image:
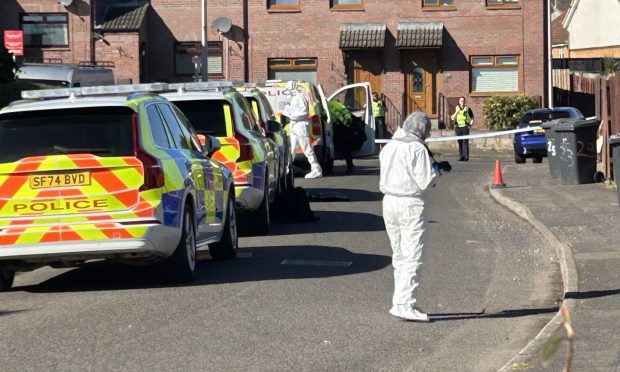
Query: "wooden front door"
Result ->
[[404, 51, 438, 117], [347, 51, 382, 94]]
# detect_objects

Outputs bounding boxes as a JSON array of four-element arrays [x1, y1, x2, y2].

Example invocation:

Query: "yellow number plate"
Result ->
[[29, 172, 91, 189]]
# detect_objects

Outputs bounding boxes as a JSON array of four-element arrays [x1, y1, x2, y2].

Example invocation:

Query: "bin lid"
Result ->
[[541, 118, 573, 130], [554, 118, 600, 132], [609, 134, 620, 145]]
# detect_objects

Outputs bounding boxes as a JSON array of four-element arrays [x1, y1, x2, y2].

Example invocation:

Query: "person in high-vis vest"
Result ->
[[372, 92, 387, 139], [450, 96, 474, 161]]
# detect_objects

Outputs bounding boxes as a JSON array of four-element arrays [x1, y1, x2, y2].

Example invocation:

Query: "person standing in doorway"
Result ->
[[372, 92, 388, 139], [282, 81, 322, 179], [450, 96, 474, 161]]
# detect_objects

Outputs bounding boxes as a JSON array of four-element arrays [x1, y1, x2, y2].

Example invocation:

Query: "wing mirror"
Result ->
[[266, 120, 282, 134], [200, 135, 221, 157]]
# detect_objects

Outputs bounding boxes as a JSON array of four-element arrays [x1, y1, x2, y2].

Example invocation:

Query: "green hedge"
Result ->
[[482, 95, 540, 131]]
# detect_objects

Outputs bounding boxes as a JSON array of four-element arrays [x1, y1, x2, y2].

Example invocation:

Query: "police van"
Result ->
[[253, 80, 375, 174], [16, 63, 116, 88]]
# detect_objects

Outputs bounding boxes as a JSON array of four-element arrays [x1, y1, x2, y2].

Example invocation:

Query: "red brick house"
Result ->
[[1, 0, 549, 128]]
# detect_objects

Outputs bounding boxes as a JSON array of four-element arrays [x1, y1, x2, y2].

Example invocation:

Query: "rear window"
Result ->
[[172, 100, 228, 137], [0, 107, 134, 164], [521, 111, 575, 126]]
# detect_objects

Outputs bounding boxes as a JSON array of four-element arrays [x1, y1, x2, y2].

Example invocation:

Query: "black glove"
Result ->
[[436, 161, 452, 172]]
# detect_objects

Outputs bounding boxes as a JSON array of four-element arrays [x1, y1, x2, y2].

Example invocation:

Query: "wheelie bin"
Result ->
[[554, 118, 600, 185], [543, 118, 571, 178], [609, 135, 620, 204]]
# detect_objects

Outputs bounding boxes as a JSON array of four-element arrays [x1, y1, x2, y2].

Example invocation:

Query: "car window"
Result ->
[[0, 107, 133, 163], [172, 99, 228, 137], [171, 105, 203, 152], [521, 113, 551, 125], [157, 104, 191, 150], [259, 94, 276, 120], [234, 95, 260, 132], [550, 111, 574, 120], [146, 105, 173, 149]]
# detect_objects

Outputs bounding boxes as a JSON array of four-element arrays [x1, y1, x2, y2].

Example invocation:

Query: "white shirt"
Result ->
[[379, 128, 438, 199]]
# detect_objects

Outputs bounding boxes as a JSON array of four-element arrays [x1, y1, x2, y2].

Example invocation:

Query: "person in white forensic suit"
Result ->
[[282, 81, 322, 179], [379, 112, 440, 322]]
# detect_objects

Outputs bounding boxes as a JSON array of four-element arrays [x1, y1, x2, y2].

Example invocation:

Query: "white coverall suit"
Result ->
[[283, 83, 322, 178], [379, 117, 439, 321]]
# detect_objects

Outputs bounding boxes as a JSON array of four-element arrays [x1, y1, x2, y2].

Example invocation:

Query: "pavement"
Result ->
[[488, 161, 620, 371]]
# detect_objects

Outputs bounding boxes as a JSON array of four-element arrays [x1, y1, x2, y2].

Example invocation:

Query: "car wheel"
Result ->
[[533, 156, 543, 164], [209, 193, 238, 260], [514, 153, 526, 164], [248, 178, 270, 235], [161, 207, 196, 283], [0, 267, 15, 292]]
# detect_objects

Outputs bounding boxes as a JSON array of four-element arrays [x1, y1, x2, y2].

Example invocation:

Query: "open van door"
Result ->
[[327, 82, 375, 157], [316, 84, 335, 165]]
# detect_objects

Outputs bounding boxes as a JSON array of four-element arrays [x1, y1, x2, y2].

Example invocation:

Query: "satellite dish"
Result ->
[[212, 17, 232, 34], [57, 0, 73, 6]]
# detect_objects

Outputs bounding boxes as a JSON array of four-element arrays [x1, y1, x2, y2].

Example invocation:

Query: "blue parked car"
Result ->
[[513, 107, 584, 164]]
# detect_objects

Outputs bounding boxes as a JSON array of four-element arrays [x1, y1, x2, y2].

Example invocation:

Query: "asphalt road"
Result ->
[[0, 155, 562, 372]]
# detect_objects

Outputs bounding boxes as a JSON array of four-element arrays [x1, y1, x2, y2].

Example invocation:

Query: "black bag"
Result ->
[[273, 187, 318, 223]]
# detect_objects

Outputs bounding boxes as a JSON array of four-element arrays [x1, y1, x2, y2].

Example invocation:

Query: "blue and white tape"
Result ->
[[374, 126, 542, 144]]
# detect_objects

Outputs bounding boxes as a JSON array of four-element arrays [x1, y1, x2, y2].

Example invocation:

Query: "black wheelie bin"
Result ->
[[554, 118, 600, 185]]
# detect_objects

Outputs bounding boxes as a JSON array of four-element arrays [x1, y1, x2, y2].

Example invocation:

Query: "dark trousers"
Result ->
[[375, 116, 386, 139], [455, 126, 469, 160]]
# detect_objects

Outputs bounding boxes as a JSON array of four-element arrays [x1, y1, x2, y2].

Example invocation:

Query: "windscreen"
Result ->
[[0, 107, 134, 164], [172, 100, 227, 137], [520, 111, 574, 127]]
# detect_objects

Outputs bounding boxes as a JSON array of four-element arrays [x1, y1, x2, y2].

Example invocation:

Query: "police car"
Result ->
[[162, 82, 279, 235], [0, 84, 237, 291], [236, 87, 294, 194]]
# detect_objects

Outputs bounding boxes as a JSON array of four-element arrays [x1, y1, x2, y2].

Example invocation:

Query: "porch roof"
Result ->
[[396, 22, 443, 49], [96, 3, 149, 31], [339, 23, 386, 50]]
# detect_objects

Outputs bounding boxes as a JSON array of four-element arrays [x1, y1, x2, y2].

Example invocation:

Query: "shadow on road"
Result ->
[[430, 306, 558, 321], [269, 210, 386, 235], [15, 245, 390, 293], [305, 188, 383, 202]]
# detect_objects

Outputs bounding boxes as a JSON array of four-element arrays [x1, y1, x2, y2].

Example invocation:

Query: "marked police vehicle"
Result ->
[[0, 84, 237, 291], [255, 80, 376, 174], [162, 82, 279, 235]]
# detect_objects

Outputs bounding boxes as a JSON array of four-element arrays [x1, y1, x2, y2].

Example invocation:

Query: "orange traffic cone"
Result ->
[[490, 160, 506, 189]]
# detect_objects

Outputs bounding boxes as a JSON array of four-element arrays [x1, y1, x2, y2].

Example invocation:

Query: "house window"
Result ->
[[268, 58, 318, 84], [471, 55, 519, 93], [20, 13, 69, 47], [331, 0, 364, 9], [486, 0, 520, 6], [423, 0, 454, 7], [267, 0, 300, 11], [174, 41, 224, 78]]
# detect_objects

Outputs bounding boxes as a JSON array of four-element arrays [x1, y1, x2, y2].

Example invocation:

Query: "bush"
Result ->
[[482, 95, 539, 131], [0, 47, 15, 83]]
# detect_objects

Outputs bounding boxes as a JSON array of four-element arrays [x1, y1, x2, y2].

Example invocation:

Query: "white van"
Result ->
[[15, 64, 115, 88]]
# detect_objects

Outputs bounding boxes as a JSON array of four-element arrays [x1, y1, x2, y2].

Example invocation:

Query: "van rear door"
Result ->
[[328, 82, 375, 157]]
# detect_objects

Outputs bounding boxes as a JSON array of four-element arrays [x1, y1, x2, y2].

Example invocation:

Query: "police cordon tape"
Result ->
[[374, 126, 542, 144]]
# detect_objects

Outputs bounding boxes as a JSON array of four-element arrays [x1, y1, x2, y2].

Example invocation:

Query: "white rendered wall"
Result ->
[[568, 0, 620, 50]]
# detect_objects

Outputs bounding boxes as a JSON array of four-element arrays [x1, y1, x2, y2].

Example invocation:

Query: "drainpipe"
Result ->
[[545, 0, 553, 108], [90, 0, 96, 64], [243, 0, 249, 82], [201, 0, 208, 82]]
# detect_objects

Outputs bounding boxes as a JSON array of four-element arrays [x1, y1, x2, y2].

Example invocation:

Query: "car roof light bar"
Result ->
[[21, 83, 169, 100], [169, 80, 245, 92]]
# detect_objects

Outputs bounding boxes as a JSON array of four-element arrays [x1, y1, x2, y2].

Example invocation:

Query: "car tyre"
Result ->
[[209, 193, 238, 260], [533, 156, 543, 164], [0, 267, 15, 292], [514, 153, 526, 164], [161, 207, 196, 283], [248, 178, 270, 235]]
